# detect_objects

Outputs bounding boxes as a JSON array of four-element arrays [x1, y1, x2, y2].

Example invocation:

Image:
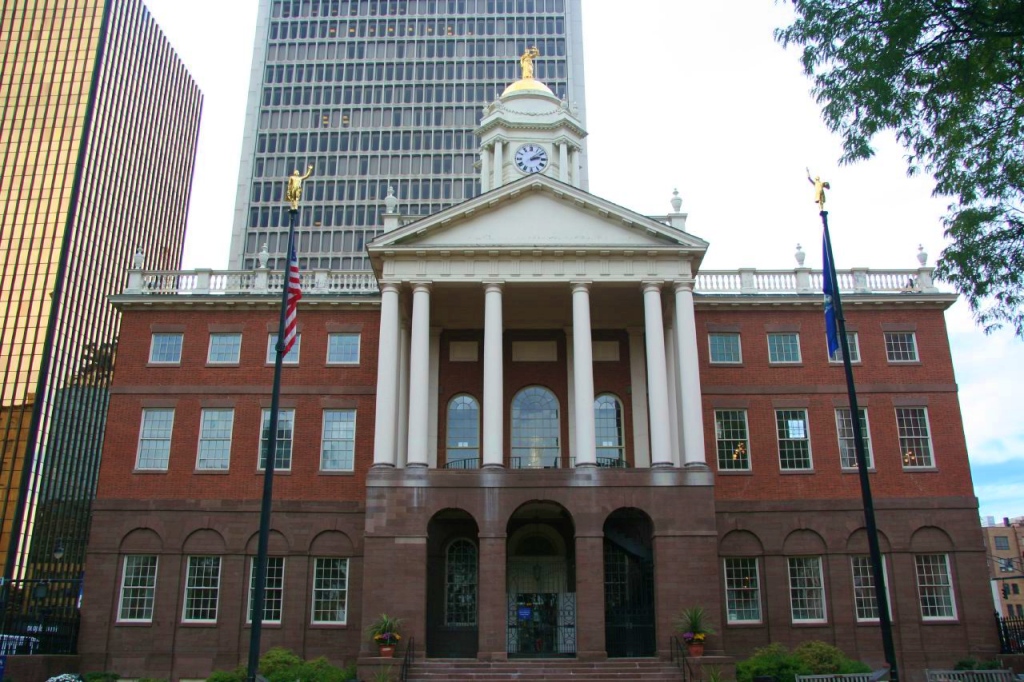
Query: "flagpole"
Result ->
[[247, 200, 301, 682], [820, 208, 899, 682]]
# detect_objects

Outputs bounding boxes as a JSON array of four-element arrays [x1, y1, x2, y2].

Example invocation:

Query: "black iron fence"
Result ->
[[0, 578, 82, 655], [996, 613, 1024, 654]]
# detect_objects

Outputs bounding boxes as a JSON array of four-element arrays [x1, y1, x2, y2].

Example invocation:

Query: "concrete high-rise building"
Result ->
[[0, 0, 201, 652], [228, 0, 587, 272]]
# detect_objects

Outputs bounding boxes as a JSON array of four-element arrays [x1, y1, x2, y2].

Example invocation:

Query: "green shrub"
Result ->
[[954, 658, 1003, 671], [205, 648, 355, 682], [261, 647, 304, 676], [205, 667, 246, 682], [794, 641, 871, 675], [736, 641, 869, 682]]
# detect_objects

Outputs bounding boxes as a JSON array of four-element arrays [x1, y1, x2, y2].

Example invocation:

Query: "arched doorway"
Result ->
[[604, 508, 656, 657], [426, 509, 479, 658], [506, 501, 576, 656]]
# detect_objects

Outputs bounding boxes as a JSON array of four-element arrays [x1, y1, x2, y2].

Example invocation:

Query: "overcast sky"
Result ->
[[143, 0, 1024, 523]]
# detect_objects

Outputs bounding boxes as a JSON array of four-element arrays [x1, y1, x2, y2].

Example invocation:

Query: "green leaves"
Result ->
[[778, 0, 1024, 335]]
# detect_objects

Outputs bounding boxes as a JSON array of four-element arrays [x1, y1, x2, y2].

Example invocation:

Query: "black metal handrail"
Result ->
[[399, 636, 415, 682], [442, 456, 630, 470], [669, 635, 702, 682], [996, 612, 1024, 654], [443, 457, 480, 469], [569, 456, 630, 468], [510, 456, 561, 469]]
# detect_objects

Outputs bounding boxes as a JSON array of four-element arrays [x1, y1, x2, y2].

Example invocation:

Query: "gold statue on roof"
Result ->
[[286, 165, 314, 210], [806, 167, 830, 211], [520, 46, 540, 79]]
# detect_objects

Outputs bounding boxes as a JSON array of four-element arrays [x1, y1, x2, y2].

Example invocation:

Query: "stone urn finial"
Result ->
[[670, 188, 683, 213], [917, 244, 928, 266], [132, 247, 145, 270], [795, 243, 806, 266], [258, 243, 270, 269], [384, 186, 399, 215]]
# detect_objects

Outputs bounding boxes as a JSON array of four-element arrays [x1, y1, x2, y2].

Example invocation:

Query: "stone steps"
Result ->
[[406, 658, 684, 681]]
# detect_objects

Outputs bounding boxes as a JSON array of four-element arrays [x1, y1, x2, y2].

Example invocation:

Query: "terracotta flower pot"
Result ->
[[378, 645, 396, 658], [686, 642, 704, 657]]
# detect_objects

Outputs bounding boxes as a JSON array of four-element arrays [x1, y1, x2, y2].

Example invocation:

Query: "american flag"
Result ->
[[282, 239, 302, 354]]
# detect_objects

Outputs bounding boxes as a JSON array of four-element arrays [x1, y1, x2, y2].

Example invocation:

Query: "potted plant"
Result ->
[[368, 613, 403, 657], [674, 606, 715, 657]]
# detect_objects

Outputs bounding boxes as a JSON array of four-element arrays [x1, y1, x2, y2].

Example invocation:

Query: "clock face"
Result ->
[[514, 144, 549, 173]]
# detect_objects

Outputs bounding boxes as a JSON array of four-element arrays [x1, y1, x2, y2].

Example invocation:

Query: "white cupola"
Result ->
[[475, 48, 587, 191]]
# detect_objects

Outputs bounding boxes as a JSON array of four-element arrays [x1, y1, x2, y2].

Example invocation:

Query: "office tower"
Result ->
[[228, 0, 587, 271], [0, 0, 201, 652]]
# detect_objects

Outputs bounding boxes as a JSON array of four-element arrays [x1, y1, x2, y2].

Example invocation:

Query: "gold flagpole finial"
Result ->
[[806, 167, 830, 211], [286, 165, 314, 211]]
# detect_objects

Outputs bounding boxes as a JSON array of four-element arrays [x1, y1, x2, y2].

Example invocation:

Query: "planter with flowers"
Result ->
[[368, 613, 403, 658], [674, 606, 715, 658]]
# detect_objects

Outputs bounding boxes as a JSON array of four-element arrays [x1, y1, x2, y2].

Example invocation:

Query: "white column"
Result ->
[[406, 282, 431, 467], [373, 282, 401, 467], [565, 329, 577, 460], [627, 328, 651, 468], [396, 324, 411, 468], [642, 282, 674, 467], [559, 143, 569, 183], [427, 327, 441, 468], [674, 280, 707, 467], [493, 140, 504, 189], [571, 282, 597, 466], [569, 148, 578, 187], [665, 325, 682, 467], [483, 282, 505, 467], [481, 148, 491, 193]]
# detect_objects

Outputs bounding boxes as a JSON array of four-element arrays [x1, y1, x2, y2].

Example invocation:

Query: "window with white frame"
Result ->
[[267, 333, 300, 364], [715, 410, 750, 471], [851, 555, 890, 622], [995, 536, 1011, 551], [896, 407, 934, 468], [136, 408, 174, 470], [767, 332, 801, 363], [835, 408, 872, 469], [207, 333, 242, 364], [999, 558, 1015, 573], [183, 556, 221, 623], [709, 333, 742, 364], [828, 332, 861, 363], [321, 409, 356, 471], [788, 556, 826, 622], [724, 558, 762, 623], [446, 395, 480, 466], [594, 394, 625, 465], [117, 555, 158, 622], [776, 409, 812, 470], [196, 408, 234, 470], [247, 557, 285, 624], [260, 408, 295, 471], [445, 539, 478, 626], [312, 557, 349, 624], [915, 554, 957, 620], [149, 333, 183, 364], [884, 331, 919, 362], [326, 333, 360, 364]]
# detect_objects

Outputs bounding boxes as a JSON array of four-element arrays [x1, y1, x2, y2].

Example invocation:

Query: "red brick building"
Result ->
[[80, 76, 996, 680]]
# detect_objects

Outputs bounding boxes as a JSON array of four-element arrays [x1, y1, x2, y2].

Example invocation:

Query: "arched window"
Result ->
[[446, 394, 480, 468], [511, 386, 560, 468], [594, 394, 624, 465], [445, 539, 477, 626]]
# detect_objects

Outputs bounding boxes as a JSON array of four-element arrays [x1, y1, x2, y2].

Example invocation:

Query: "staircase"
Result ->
[[406, 658, 684, 680]]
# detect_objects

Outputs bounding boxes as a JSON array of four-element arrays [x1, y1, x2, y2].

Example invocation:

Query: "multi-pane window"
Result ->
[[149, 333, 183, 364], [709, 333, 742, 364], [776, 409, 812, 470], [117, 555, 158, 622], [767, 332, 801, 363], [511, 386, 560, 469], [715, 410, 750, 471], [260, 408, 295, 470], [326, 333, 360, 364], [896, 407, 934, 468], [835, 408, 872, 469], [915, 554, 957, 620], [851, 556, 890, 622], [724, 558, 762, 623], [594, 394, 624, 465], [312, 558, 349, 624], [248, 557, 285, 624], [183, 556, 221, 623], [321, 409, 356, 471], [267, 333, 301, 364], [196, 409, 234, 470], [207, 333, 242, 364], [445, 539, 478, 626], [884, 331, 919, 362], [995, 536, 1011, 551], [137, 408, 174, 470], [446, 395, 480, 467], [1000, 558, 1015, 573], [788, 556, 826, 622], [828, 332, 860, 363]]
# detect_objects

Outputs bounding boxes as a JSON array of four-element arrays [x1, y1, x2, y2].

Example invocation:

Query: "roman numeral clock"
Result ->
[[514, 144, 549, 174]]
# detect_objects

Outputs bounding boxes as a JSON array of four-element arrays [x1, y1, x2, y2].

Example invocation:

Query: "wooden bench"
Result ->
[[926, 670, 1017, 682], [796, 673, 882, 682]]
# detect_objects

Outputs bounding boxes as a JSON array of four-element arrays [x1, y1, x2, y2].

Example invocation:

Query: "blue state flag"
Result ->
[[822, 233, 840, 358]]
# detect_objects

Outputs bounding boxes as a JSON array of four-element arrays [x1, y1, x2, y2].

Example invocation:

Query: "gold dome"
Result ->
[[501, 77, 555, 97]]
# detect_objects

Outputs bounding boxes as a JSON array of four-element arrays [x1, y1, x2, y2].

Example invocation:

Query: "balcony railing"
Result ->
[[441, 456, 629, 470]]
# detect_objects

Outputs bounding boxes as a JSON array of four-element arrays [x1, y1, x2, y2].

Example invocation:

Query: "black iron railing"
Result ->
[[0, 578, 82, 655], [996, 613, 1024, 654], [442, 456, 630, 470], [570, 456, 629, 468], [443, 457, 480, 469], [399, 636, 415, 682], [670, 635, 702, 682]]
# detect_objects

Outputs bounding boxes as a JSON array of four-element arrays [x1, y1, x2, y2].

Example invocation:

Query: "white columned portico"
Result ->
[[571, 281, 597, 467], [406, 282, 431, 467], [642, 282, 674, 467], [397, 324, 411, 467], [482, 281, 505, 467], [373, 282, 401, 467], [674, 279, 707, 467]]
